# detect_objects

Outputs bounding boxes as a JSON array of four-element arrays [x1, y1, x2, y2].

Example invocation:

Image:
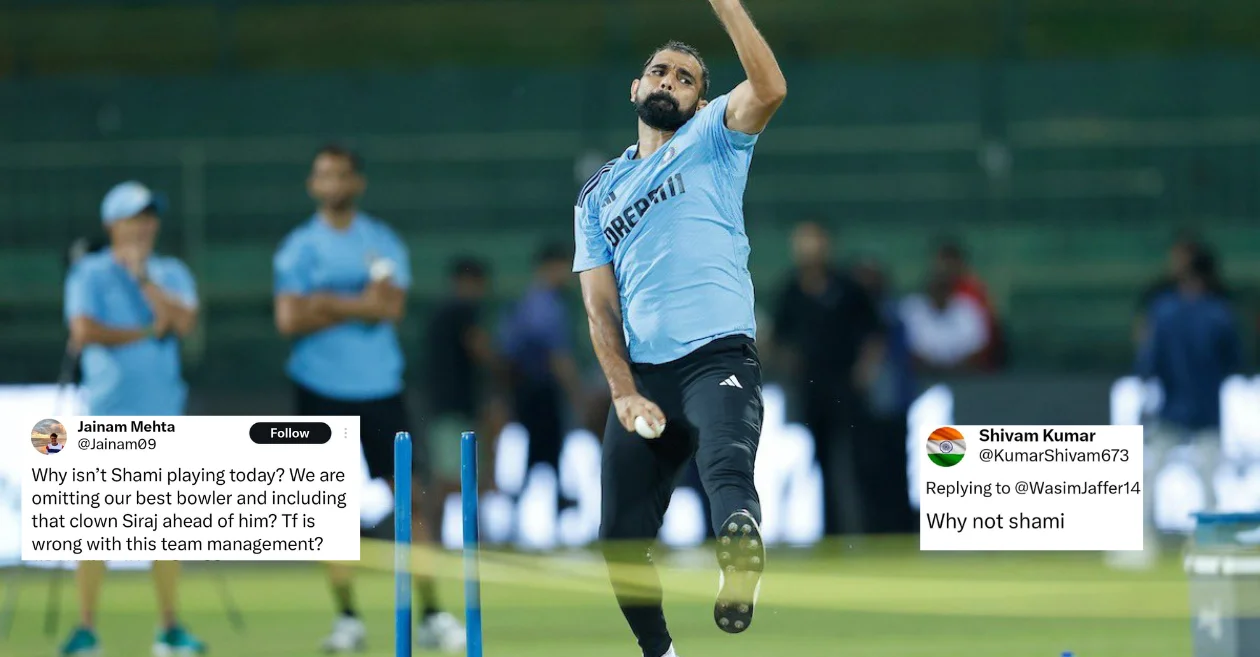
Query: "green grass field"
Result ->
[[3, 536, 1195, 657]]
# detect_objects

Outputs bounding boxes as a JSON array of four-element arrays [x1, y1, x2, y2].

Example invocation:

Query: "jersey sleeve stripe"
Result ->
[[576, 161, 616, 208]]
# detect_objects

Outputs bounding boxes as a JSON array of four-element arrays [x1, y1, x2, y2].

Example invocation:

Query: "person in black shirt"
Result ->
[[424, 257, 500, 518], [850, 256, 917, 533], [770, 221, 884, 536], [1134, 233, 1230, 347]]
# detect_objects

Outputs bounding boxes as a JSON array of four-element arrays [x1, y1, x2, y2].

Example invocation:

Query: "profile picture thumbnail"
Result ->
[[32, 418, 69, 455], [927, 426, 965, 467]]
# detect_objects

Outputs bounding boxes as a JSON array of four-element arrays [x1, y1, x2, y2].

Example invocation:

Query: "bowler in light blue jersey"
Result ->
[[572, 2, 787, 654], [273, 144, 466, 654], [59, 181, 207, 657]]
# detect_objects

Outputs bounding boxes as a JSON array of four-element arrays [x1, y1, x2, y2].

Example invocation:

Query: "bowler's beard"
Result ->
[[635, 90, 695, 132]]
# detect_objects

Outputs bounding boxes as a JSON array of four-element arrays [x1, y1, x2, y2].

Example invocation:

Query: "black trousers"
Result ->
[[802, 386, 863, 536], [512, 378, 564, 471], [293, 382, 421, 482], [293, 382, 429, 540], [856, 411, 915, 534], [599, 335, 764, 657]]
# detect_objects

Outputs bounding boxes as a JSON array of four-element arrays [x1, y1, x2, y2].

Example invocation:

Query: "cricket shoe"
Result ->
[[320, 615, 367, 653], [152, 624, 207, 656], [415, 611, 467, 653], [713, 510, 765, 634], [59, 626, 101, 657]]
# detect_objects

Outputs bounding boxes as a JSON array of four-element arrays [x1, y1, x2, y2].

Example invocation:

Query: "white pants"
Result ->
[[1145, 421, 1222, 537]]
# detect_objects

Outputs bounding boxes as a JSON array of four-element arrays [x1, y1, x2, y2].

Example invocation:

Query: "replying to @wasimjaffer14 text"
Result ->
[[918, 425, 1143, 551]]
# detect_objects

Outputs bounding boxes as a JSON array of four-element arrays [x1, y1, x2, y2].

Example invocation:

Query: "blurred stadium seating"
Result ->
[[1, 0, 1259, 499]]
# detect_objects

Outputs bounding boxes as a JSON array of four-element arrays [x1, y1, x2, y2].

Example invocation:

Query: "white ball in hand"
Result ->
[[634, 416, 664, 439], [369, 258, 396, 282]]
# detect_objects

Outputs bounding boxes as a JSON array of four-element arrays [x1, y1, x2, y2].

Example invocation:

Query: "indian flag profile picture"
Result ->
[[927, 427, 966, 467]]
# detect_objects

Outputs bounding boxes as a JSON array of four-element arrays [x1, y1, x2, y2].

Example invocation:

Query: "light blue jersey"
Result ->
[[572, 93, 759, 364], [273, 212, 411, 401], [63, 248, 198, 415]]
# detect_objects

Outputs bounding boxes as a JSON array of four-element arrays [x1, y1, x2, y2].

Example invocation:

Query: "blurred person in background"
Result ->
[[1132, 232, 1230, 346], [1114, 248, 1242, 570], [272, 145, 465, 653], [1137, 232, 1200, 303], [61, 181, 205, 657], [424, 256, 504, 521], [900, 264, 990, 374], [497, 243, 585, 491], [770, 221, 884, 536], [935, 238, 1004, 370], [851, 256, 917, 533]]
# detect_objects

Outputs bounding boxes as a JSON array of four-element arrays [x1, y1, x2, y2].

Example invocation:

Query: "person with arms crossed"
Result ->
[[45, 433, 64, 454], [60, 181, 205, 657], [273, 145, 466, 653], [572, 2, 786, 655]]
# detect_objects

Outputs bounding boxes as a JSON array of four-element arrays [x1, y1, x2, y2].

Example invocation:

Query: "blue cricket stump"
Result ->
[[394, 432, 413, 657], [461, 431, 485, 657]]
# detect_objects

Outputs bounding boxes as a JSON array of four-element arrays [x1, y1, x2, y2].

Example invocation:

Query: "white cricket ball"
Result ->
[[634, 416, 664, 439], [369, 258, 396, 282]]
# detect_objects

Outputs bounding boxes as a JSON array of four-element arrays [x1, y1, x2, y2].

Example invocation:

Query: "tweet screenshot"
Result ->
[[918, 425, 1145, 551], [20, 416, 361, 560]]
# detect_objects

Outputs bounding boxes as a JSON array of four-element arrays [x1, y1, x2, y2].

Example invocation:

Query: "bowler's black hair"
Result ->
[[314, 143, 364, 173], [643, 41, 711, 97], [50, 433, 58, 438]]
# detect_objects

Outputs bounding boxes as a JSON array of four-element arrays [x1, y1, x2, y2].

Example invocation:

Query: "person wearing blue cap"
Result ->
[[60, 181, 206, 657], [273, 144, 466, 653]]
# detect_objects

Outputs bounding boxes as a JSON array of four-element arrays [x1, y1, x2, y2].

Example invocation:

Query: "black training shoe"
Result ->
[[713, 510, 765, 634]]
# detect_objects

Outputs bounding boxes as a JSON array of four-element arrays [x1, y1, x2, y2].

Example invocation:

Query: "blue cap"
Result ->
[[100, 181, 168, 225]]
